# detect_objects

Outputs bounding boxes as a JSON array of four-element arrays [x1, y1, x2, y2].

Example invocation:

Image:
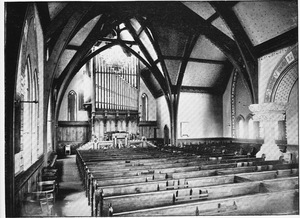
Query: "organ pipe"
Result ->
[[93, 52, 139, 111]]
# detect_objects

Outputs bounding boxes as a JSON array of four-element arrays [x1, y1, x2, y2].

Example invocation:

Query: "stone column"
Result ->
[[249, 102, 288, 160]]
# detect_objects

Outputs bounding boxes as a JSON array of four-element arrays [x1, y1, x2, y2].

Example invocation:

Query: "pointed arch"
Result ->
[[236, 115, 245, 138], [246, 114, 254, 139], [68, 90, 77, 121], [15, 56, 40, 173], [141, 93, 148, 121]]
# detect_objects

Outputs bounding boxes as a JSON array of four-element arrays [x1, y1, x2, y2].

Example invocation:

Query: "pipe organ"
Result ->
[[88, 47, 141, 140], [93, 54, 139, 111]]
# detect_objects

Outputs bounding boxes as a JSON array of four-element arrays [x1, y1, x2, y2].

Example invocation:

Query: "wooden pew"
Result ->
[[115, 189, 298, 216], [86, 161, 295, 214], [84, 157, 265, 205], [86, 159, 279, 210], [76, 148, 296, 216], [99, 176, 298, 216], [77, 147, 194, 162], [85, 157, 265, 184], [92, 164, 297, 216], [96, 168, 298, 199]]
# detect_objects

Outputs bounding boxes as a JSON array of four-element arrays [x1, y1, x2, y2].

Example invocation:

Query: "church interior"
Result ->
[[4, 1, 299, 217]]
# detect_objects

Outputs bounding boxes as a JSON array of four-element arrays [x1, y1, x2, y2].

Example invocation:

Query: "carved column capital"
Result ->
[[249, 102, 288, 122]]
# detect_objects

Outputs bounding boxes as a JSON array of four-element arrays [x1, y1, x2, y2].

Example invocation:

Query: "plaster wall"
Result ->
[[235, 74, 252, 119], [139, 78, 157, 121], [258, 47, 292, 103], [223, 72, 233, 137], [58, 67, 89, 121], [156, 96, 170, 138], [177, 92, 223, 139]]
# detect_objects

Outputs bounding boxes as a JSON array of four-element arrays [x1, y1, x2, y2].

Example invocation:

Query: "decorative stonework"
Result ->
[[264, 45, 298, 102], [274, 65, 298, 103], [249, 102, 288, 121], [249, 102, 288, 113], [249, 102, 289, 160], [231, 69, 238, 137]]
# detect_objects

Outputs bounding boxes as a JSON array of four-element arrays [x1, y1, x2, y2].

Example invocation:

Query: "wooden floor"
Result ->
[[53, 155, 90, 216]]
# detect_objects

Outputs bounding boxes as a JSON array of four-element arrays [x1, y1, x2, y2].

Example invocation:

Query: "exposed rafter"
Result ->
[[36, 3, 51, 34], [124, 19, 170, 98], [206, 12, 219, 23], [66, 4, 114, 45], [140, 69, 163, 98], [45, 3, 80, 41], [176, 2, 244, 72], [99, 37, 137, 45], [254, 28, 298, 58], [176, 31, 201, 93], [66, 45, 80, 50], [210, 2, 256, 60], [163, 56, 226, 65], [137, 17, 173, 95], [55, 16, 114, 120], [210, 2, 258, 103], [180, 86, 223, 94]]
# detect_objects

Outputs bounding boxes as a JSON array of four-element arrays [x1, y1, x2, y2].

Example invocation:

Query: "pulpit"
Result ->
[[249, 102, 288, 160]]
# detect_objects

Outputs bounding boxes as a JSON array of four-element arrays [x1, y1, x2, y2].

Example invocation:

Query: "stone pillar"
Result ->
[[249, 103, 288, 160]]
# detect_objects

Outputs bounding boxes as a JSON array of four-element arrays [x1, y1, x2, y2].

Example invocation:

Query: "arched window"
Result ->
[[141, 93, 148, 121], [248, 116, 254, 139], [15, 57, 39, 173], [236, 115, 245, 138], [68, 90, 77, 121]]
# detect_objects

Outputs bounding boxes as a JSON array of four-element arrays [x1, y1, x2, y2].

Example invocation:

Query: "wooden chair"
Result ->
[[23, 190, 54, 216], [37, 180, 58, 203], [42, 168, 59, 187]]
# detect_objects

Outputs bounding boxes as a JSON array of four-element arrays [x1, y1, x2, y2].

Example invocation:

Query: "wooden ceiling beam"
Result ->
[[124, 19, 170, 98], [254, 28, 298, 58], [136, 17, 173, 96], [36, 3, 51, 34], [180, 86, 223, 94], [99, 37, 137, 45], [67, 4, 114, 45], [206, 12, 219, 23], [45, 3, 80, 41], [176, 32, 200, 93], [210, 2, 258, 103], [163, 56, 226, 65], [55, 15, 114, 120], [140, 69, 163, 99], [66, 45, 80, 50], [176, 2, 243, 72]]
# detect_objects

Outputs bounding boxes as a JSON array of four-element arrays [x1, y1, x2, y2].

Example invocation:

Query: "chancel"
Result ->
[[4, 1, 299, 217]]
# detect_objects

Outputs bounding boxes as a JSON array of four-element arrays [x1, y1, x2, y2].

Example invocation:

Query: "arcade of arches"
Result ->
[[5, 1, 299, 217]]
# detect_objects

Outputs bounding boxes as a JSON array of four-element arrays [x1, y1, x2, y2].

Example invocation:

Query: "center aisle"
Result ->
[[53, 155, 90, 217]]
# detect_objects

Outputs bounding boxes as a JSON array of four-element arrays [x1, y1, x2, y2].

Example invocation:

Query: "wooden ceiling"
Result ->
[[7, 1, 298, 104]]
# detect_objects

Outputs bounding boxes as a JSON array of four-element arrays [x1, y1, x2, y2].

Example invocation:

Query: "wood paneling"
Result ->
[[57, 121, 89, 143]]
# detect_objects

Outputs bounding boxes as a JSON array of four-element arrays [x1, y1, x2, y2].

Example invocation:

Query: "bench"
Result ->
[[91, 164, 297, 216], [113, 177, 298, 216], [99, 176, 298, 216], [76, 147, 298, 216]]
